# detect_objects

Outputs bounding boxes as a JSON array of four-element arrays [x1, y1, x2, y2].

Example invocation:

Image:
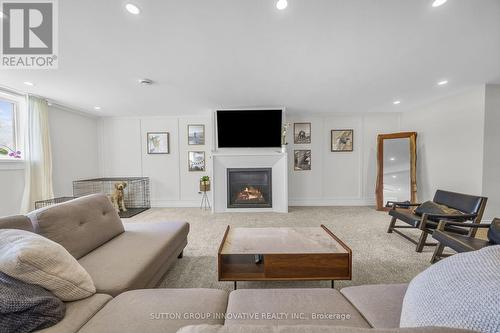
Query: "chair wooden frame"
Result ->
[[430, 218, 498, 263], [387, 197, 487, 253]]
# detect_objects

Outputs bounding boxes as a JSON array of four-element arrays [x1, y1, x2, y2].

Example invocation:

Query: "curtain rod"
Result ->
[[0, 84, 49, 102], [0, 84, 96, 118], [0, 85, 26, 97]]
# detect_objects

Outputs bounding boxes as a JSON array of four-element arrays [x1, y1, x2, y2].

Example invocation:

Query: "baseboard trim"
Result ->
[[152, 198, 376, 208], [289, 198, 376, 206], [151, 200, 201, 208]]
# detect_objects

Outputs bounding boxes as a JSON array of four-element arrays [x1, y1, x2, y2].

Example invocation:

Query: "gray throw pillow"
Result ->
[[0, 272, 65, 333], [400, 245, 500, 332]]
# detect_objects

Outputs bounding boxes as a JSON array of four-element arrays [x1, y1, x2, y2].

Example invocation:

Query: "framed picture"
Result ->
[[294, 150, 311, 171], [188, 151, 205, 172], [188, 124, 205, 145], [331, 129, 354, 152], [294, 123, 311, 144], [147, 132, 169, 154]]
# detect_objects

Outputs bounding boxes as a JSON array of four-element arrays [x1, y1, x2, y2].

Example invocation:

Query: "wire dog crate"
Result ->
[[35, 197, 75, 210], [73, 177, 150, 218]]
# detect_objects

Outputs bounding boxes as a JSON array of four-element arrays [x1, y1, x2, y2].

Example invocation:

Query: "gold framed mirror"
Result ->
[[376, 132, 417, 211]]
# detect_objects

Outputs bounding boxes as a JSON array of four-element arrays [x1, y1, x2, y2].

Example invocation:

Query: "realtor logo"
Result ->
[[1, 0, 58, 69]]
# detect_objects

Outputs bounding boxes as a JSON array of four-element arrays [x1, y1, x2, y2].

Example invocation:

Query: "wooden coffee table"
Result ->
[[218, 225, 352, 289]]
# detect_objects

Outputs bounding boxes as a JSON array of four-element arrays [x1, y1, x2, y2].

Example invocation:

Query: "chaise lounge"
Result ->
[[0, 194, 192, 332]]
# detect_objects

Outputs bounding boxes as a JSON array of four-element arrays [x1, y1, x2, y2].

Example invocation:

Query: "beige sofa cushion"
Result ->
[[0, 229, 96, 301], [225, 289, 370, 328], [27, 194, 125, 259], [340, 284, 408, 328], [37, 294, 112, 333], [177, 324, 477, 333], [78, 221, 189, 296], [79, 289, 228, 333], [0, 215, 34, 231]]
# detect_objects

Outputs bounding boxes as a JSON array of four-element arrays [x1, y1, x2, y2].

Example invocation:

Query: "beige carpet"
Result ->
[[129, 206, 434, 291]]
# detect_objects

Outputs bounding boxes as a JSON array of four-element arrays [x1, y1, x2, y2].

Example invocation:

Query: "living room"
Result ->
[[0, 1, 499, 333]]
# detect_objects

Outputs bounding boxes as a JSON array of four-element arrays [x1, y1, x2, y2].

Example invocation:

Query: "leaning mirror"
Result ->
[[376, 132, 417, 211]]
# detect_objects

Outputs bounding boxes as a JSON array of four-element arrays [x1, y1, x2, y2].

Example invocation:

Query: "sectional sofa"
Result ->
[[0, 194, 492, 333], [0, 194, 191, 332]]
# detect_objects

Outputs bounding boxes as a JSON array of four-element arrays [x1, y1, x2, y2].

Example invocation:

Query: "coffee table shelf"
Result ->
[[217, 225, 352, 288]]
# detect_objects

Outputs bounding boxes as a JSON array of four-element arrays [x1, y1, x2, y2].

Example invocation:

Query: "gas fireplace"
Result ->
[[227, 168, 272, 208]]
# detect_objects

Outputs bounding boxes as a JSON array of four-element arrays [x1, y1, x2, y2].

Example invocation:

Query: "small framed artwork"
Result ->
[[331, 129, 354, 152], [188, 124, 205, 145], [188, 151, 205, 172], [294, 122, 311, 144], [147, 132, 169, 154], [294, 150, 311, 171]]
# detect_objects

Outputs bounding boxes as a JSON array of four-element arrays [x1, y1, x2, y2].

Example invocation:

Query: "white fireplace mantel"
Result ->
[[211, 149, 288, 213]]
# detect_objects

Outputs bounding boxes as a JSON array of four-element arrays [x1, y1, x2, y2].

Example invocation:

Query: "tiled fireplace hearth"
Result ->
[[227, 168, 272, 208], [211, 150, 288, 213]]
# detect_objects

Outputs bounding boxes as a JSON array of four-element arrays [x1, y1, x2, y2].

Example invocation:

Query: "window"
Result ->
[[0, 98, 19, 159]]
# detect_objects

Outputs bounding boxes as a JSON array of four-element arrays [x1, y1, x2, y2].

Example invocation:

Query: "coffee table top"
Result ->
[[220, 226, 349, 255]]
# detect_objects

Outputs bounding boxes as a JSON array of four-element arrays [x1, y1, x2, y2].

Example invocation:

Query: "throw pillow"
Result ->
[[413, 201, 466, 221], [0, 271, 65, 333], [487, 219, 500, 245], [0, 229, 96, 301], [400, 245, 500, 333]]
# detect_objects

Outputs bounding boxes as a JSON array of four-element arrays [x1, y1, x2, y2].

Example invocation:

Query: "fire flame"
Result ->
[[236, 186, 265, 202]]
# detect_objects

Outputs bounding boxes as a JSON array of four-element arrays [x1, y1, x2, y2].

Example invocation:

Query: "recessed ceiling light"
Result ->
[[23, 81, 34, 86], [125, 3, 141, 15], [94, 106, 102, 110], [432, 0, 447, 7], [390, 157, 396, 161], [393, 100, 401, 105], [392, 175, 397, 179], [437, 80, 448, 86], [276, 0, 288, 10]]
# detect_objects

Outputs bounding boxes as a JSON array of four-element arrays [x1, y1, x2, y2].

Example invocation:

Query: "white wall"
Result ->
[[99, 113, 401, 207], [49, 106, 100, 196], [482, 84, 500, 220], [401, 86, 486, 202], [3, 88, 498, 217], [286, 113, 400, 205], [0, 165, 25, 216], [99, 116, 212, 207], [0, 105, 100, 217]]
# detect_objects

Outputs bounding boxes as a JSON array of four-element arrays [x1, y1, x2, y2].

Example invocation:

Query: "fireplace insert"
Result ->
[[227, 168, 272, 208]]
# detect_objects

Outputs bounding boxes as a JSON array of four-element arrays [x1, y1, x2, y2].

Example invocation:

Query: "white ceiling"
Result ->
[[1, 0, 500, 116]]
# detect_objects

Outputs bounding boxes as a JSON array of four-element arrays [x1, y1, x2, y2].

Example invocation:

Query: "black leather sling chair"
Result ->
[[386, 190, 488, 252]]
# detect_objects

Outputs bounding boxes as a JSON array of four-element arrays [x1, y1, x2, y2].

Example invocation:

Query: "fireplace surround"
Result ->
[[211, 150, 288, 213], [227, 168, 272, 208]]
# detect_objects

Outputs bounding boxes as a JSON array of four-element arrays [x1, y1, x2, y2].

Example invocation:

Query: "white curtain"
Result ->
[[20, 96, 54, 213]]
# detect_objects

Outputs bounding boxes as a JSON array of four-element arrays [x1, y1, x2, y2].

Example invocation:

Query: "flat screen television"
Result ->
[[217, 110, 282, 148]]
